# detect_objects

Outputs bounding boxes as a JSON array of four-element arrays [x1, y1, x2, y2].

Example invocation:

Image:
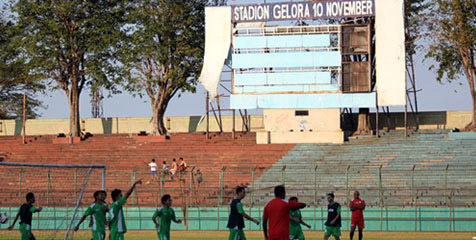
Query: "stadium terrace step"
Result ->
[[0, 132, 294, 207], [1, 130, 476, 207], [251, 130, 476, 207]]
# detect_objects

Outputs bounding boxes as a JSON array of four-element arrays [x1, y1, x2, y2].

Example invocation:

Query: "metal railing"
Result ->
[[2, 164, 476, 232]]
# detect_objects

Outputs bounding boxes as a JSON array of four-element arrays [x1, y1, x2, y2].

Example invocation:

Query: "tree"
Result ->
[[405, 0, 430, 130], [0, 76, 43, 119], [122, 0, 208, 135], [11, 1, 127, 136], [427, 0, 476, 131], [0, 14, 42, 119]]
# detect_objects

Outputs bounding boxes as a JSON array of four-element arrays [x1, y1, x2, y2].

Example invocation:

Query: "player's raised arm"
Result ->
[[124, 180, 142, 200], [289, 199, 306, 209]]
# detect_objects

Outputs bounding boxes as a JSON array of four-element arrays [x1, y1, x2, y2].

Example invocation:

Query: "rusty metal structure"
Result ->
[[205, 67, 251, 140], [341, 24, 372, 93], [91, 89, 104, 119]]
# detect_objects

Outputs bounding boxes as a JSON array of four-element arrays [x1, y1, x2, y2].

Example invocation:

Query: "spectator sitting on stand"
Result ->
[[162, 161, 169, 176], [179, 157, 187, 173], [170, 158, 178, 180]]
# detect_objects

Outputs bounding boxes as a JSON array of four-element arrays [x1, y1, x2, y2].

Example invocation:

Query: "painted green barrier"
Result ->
[[1, 207, 475, 232]]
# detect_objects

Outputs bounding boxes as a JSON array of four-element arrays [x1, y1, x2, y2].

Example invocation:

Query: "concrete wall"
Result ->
[[1, 207, 474, 231], [0, 115, 264, 136], [372, 111, 472, 130], [0, 110, 473, 136], [263, 109, 341, 132], [260, 109, 344, 144]]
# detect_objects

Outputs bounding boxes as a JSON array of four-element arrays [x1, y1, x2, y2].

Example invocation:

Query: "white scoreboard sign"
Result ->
[[232, 0, 375, 23]]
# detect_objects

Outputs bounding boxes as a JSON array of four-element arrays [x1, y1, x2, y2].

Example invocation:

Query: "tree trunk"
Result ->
[[466, 91, 476, 131], [157, 106, 167, 135], [460, 50, 476, 131], [469, 66, 476, 130], [152, 105, 159, 136], [355, 108, 371, 135], [68, 85, 81, 137], [152, 99, 169, 136], [472, 92, 476, 128]]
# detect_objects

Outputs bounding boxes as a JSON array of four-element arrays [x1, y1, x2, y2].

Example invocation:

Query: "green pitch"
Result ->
[[0, 230, 473, 240]]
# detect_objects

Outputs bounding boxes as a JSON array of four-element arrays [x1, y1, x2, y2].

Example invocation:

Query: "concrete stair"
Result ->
[[2, 130, 475, 209], [0, 132, 294, 208], [251, 130, 476, 207]]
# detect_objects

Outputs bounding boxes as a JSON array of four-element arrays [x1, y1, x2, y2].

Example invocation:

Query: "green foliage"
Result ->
[[426, 0, 476, 83], [0, 14, 43, 119], [405, 0, 430, 57], [0, 91, 42, 120], [210, 0, 226, 6], [9, 0, 129, 135], [121, 0, 212, 134], [426, 0, 476, 129], [11, 0, 127, 94], [122, 0, 207, 98]]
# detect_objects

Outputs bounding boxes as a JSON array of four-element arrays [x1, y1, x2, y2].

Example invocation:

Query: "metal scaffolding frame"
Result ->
[[205, 66, 251, 140]]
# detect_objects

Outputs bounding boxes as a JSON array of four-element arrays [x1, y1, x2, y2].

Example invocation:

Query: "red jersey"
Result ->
[[350, 198, 365, 219], [263, 198, 301, 240]]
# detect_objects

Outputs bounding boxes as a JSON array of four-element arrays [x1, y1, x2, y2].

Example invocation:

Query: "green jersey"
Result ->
[[18, 203, 37, 240], [153, 206, 176, 235], [18, 203, 36, 225], [84, 202, 108, 233], [109, 196, 127, 233], [289, 209, 303, 234]]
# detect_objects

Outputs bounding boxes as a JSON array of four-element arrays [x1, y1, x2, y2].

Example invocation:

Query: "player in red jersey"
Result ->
[[262, 185, 306, 240], [349, 191, 366, 240]]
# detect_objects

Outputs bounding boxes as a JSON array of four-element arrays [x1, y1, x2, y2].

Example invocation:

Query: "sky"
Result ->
[[3, 0, 474, 119], [35, 53, 472, 119]]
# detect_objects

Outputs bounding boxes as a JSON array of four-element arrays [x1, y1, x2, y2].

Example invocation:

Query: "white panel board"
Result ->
[[198, 7, 231, 98], [375, 0, 406, 106]]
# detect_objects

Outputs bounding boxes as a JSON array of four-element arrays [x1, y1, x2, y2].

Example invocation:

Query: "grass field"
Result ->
[[1, 230, 475, 240]]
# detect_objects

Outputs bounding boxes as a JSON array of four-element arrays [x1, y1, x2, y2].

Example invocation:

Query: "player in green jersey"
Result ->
[[8, 192, 43, 240], [152, 194, 182, 240], [227, 186, 259, 240], [289, 197, 311, 240], [109, 180, 142, 240], [74, 190, 109, 240], [324, 193, 342, 240]]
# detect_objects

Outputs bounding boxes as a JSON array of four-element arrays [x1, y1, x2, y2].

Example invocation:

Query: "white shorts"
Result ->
[[170, 169, 176, 175]]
